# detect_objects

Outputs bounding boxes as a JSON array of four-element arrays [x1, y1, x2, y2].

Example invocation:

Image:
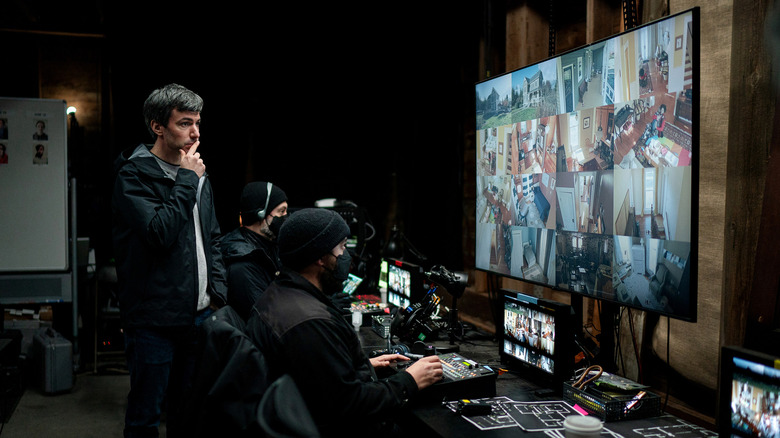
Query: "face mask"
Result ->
[[267, 214, 288, 238], [320, 251, 352, 295], [331, 251, 352, 282]]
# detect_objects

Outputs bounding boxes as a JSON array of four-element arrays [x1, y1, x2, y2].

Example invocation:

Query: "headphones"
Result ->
[[256, 182, 273, 221]]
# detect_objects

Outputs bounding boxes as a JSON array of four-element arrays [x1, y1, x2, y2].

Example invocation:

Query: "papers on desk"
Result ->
[[444, 396, 583, 432], [444, 396, 719, 437]]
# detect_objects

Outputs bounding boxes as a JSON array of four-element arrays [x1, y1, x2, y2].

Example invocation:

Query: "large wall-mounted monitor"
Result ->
[[474, 9, 699, 322], [500, 289, 575, 390], [718, 346, 780, 437]]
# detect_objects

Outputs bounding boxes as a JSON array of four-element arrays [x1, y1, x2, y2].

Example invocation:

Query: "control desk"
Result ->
[[357, 327, 717, 438]]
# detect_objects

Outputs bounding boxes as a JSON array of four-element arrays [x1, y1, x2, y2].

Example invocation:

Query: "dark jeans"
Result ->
[[123, 308, 213, 438]]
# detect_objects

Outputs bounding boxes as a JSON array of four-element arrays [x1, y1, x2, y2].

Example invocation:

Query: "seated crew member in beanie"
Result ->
[[246, 208, 443, 436], [219, 181, 288, 320]]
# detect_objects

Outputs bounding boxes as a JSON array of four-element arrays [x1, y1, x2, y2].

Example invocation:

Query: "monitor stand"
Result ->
[[596, 301, 619, 373], [572, 295, 618, 373]]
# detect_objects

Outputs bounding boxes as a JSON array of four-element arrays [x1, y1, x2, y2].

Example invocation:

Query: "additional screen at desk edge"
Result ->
[[719, 345, 780, 438], [474, 8, 699, 322]]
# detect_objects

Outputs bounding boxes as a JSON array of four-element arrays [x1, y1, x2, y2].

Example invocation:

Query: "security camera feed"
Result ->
[[475, 9, 698, 321], [727, 355, 780, 437], [503, 298, 557, 375]]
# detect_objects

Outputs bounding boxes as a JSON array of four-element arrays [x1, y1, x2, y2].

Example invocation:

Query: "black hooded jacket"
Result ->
[[246, 269, 417, 436], [219, 227, 281, 320], [111, 144, 227, 328]]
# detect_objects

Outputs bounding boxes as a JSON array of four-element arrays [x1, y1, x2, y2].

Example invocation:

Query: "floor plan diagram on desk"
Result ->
[[445, 397, 718, 438], [544, 415, 718, 438], [444, 397, 580, 431]]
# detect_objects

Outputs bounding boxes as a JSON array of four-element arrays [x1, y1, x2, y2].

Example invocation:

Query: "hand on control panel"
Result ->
[[369, 354, 410, 369], [405, 355, 444, 390]]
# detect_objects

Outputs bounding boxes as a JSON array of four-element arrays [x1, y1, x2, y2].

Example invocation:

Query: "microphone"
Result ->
[[388, 344, 423, 360], [388, 343, 411, 355], [369, 342, 433, 360], [370, 343, 422, 359]]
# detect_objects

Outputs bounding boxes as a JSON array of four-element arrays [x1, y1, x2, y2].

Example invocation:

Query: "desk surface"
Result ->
[[358, 326, 718, 438]]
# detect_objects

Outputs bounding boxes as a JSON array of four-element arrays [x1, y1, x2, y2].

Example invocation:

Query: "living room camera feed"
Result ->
[[475, 9, 698, 321]]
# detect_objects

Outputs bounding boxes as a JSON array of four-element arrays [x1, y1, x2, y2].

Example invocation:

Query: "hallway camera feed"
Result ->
[[475, 9, 698, 321]]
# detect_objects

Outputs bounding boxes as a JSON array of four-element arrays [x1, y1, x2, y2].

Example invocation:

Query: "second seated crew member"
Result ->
[[219, 181, 289, 320], [247, 208, 443, 436]]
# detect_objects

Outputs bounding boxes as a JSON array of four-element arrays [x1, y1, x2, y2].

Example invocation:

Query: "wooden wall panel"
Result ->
[[722, 0, 774, 348], [587, 0, 623, 43], [647, 0, 733, 393], [505, 4, 550, 70]]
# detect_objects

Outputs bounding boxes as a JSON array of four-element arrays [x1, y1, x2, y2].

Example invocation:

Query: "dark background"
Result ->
[[0, 2, 496, 279]]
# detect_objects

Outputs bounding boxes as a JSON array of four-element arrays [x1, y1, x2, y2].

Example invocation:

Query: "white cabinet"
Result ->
[[631, 244, 645, 276]]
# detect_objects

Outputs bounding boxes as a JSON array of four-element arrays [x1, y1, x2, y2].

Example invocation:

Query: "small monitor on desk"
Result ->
[[499, 289, 575, 392], [380, 257, 426, 308], [718, 345, 780, 437]]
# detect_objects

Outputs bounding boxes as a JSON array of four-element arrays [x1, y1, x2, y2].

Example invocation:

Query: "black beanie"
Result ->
[[240, 181, 288, 224], [278, 208, 351, 270]]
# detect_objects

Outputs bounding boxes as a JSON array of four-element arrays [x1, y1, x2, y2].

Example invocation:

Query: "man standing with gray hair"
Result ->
[[112, 83, 227, 438]]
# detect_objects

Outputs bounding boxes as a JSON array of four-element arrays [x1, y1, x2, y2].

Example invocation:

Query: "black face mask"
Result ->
[[320, 251, 352, 295], [267, 214, 288, 239], [331, 251, 352, 282]]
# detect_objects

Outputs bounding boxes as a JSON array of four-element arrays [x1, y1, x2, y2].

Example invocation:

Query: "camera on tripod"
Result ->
[[390, 288, 445, 344]]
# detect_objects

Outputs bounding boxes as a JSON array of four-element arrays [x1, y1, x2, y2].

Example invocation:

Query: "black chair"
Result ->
[[258, 374, 320, 437], [182, 306, 318, 437]]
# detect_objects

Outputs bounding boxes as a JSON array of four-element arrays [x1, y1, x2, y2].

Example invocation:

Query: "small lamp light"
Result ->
[[67, 106, 79, 131]]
